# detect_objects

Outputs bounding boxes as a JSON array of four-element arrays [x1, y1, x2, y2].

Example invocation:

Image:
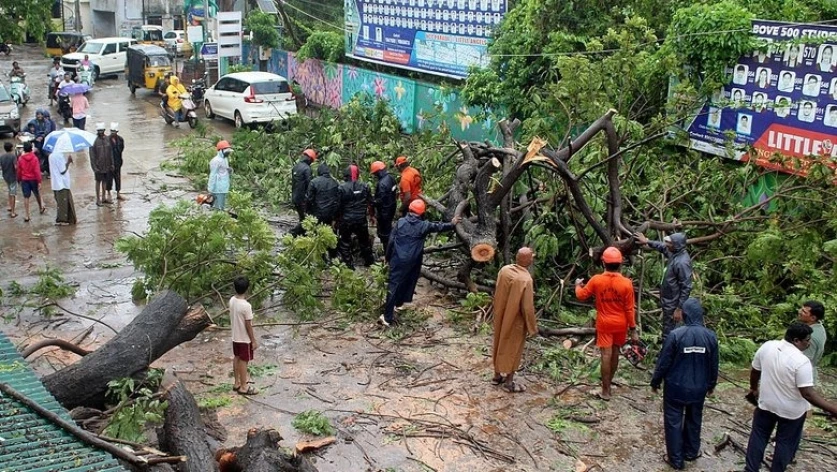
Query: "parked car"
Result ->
[[61, 37, 138, 80], [203, 72, 298, 129], [0, 84, 21, 136], [163, 30, 193, 57]]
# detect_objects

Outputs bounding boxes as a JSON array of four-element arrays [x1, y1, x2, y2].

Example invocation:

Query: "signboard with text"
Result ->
[[685, 20, 837, 175], [344, 0, 507, 79]]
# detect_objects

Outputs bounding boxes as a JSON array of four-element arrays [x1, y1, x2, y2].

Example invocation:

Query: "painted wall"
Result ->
[[243, 45, 498, 143]]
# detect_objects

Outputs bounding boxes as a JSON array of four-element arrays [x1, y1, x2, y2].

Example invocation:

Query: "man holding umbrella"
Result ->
[[40, 126, 98, 218], [89, 123, 114, 206]]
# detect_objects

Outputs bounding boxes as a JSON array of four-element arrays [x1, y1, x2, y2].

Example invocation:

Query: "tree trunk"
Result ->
[[231, 429, 318, 472], [158, 372, 219, 472], [42, 291, 211, 409]]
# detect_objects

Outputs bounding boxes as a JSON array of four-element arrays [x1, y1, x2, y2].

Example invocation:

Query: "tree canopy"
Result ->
[[0, 0, 53, 43]]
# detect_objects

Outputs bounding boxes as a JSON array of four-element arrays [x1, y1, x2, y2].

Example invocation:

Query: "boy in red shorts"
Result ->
[[230, 276, 258, 395], [575, 247, 638, 400]]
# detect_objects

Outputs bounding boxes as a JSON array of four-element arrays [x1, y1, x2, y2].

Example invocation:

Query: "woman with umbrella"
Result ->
[[62, 83, 91, 130]]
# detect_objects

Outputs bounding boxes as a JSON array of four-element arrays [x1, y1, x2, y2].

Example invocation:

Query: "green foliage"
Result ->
[[383, 308, 432, 342], [536, 347, 601, 385], [104, 370, 167, 443], [297, 31, 345, 63], [246, 11, 281, 49], [330, 262, 387, 318], [276, 218, 337, 317], [30, 266, 76, 300], [228, 64, 254, 74], [0, 0, 53, 43], [197, 395, 233, 409], [247, 364, 278, 378], [292, 410, 334, 436], [115, 198, 276, 304]]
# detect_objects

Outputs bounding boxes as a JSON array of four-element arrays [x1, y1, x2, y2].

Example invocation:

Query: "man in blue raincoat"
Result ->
[[651, 298, 719, 470], [637, 232, 693, 339], [381, 199, 460, 326]]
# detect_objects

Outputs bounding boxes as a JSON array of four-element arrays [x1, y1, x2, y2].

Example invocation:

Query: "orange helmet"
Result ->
[[216, 140, 231, 151], [395, 156, 409, 166], [602, 247, 623, 264], [302, 148, 318, 161], [408, 199, 426, 215], [370, 161, 386, 173]]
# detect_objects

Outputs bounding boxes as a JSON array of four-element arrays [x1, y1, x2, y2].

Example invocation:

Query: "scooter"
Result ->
[[188, 78, 206, 107], [48, 74, 62, 105], [77, 64, 95, 87], [8, 74, 30, 106], [160, 93, 199, 129], [57, 93, 72, 123]]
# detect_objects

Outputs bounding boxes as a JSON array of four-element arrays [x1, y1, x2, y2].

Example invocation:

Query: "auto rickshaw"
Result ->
[[126, 45, 172, 94], [45, 32, 91, 58], [131, 25, 166, 47]]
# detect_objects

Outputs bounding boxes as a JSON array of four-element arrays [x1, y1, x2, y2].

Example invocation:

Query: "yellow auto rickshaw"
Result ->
[[126, 44, 172, 94], [45, 32, 91, 58], [131, 25, 166, 47]]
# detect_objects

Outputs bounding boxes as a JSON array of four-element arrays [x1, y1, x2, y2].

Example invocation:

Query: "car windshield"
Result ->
[[80, 42, 103, 54], [144, 30, 164, 41], [251, 80, 291, 94], [148, 56, 171, 67], [0, 85, 11, 102]]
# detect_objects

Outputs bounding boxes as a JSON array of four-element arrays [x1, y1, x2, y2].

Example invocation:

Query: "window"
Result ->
[[164, 32, 177, 40], [0, 85, 11, 102], [251, 80, 291, 94], [230, 80, 248, 94], [103, 43, 117, 55], [80, 42, 104, 54], [215, 78, 233, 91]]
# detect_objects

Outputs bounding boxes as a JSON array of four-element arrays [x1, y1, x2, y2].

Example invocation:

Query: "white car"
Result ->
[[61, 37, 138, 80], [204, 72, 298, 128], [163, 30, 192, 57]]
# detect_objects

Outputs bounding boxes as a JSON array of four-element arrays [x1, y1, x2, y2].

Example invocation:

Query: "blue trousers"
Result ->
[[745, 407, 805, 472], [663, 396, 705, 469]]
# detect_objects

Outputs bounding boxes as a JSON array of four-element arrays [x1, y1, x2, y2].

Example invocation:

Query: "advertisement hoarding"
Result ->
[[684, 20, 837, 176], [344, 0, 507, 79]]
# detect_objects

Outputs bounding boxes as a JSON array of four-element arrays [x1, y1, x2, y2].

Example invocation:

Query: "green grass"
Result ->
[[292, 410, 334, 436]]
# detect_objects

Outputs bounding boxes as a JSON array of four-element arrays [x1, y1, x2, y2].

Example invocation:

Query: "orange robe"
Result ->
[[492, 264, 538, 374]]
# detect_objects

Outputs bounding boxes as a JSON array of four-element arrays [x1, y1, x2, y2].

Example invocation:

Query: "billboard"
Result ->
[[684, 20, 837, 175], [344, 0, 508, 79]]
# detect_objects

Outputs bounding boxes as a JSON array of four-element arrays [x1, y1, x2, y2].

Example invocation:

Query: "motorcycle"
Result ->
[[57, 94, 73, 124], [77, 64, 95, 87], [160, 93, 199, 129], [188, 77, 206, 107], [8, 74, 30, 106], [48, 74, 62, 105], [0, 43, 11, 55]]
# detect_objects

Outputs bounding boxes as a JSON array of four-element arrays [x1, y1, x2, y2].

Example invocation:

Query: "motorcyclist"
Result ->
[[57, 72, 74, 91], [81, 55, 91, 67], [165, 75, 188, 127], [10, 61, 25, 78], [26, 109, 56, 178], [48, 60, 64, 104]]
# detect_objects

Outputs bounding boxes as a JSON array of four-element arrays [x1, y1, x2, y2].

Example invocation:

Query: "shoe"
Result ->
[[377, 315, 391, 327]]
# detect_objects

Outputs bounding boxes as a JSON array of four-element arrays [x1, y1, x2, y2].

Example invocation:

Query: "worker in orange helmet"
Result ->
[[575, 247, 638, 401], [290, 148, 317, 236], [395, 155, 422, 216], [380, 199, 460, 327], [370, 160, 397, 250]]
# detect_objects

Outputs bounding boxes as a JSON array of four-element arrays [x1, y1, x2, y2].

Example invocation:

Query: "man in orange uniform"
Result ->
[[575, 247, 638, 400], [395, 156, 422, 216]]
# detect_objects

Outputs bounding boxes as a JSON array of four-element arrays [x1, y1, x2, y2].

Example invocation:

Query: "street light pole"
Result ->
[[74, 0, 81, 32]]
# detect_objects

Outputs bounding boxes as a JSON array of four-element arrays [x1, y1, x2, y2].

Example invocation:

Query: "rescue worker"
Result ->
[[395, 155, 422, 216], [165, 75, 188, 128], [651, 298, 719, 470], [636, 232, 694, 340], [290, 148, 317, 236], [336, 164, 374, 269], [370, 160, 397, 251], [306, 163, 339, 227], [381, 200, 460, 326]]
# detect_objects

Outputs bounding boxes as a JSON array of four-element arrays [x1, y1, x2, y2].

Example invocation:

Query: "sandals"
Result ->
[[491, 375, 505, 385], [503, 382, 526, 393], [39, 207, 46, 214], [595, 391, 612, 402], [237, 385, 258, 396]]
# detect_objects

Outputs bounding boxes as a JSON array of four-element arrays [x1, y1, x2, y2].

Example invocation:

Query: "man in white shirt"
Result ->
[[744, 323, 837, 471]]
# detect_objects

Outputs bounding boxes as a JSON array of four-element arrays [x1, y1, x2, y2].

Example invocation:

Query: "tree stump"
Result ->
[[42, 290, 212, 409], [158, 372, 219, 472], [231, 429, 318, 472]]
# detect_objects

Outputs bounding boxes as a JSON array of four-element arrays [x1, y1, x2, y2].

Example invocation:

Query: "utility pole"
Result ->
[[204, 0, 210, 42], [73, 0, 82, 32]]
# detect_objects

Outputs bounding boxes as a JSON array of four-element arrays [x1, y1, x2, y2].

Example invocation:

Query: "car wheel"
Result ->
[[205, 101, 215, 119], [234, 111, 244, 129]]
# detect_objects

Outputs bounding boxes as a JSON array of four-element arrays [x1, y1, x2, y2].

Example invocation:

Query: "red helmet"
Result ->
[[370, 161, 386, 173], [408, 199, 426, 215], [302, 148, 318, 161], [216, 140, 231, 151], [601, 247, 623, 264], [395, 156, 409, 166]]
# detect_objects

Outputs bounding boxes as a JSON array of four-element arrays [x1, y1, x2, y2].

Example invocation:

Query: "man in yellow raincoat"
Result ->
[[166, 76, 188, 127]]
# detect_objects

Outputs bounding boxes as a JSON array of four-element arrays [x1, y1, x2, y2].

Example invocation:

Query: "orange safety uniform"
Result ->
[[575, 272, 636, 347], [399, 166, 422, 205]]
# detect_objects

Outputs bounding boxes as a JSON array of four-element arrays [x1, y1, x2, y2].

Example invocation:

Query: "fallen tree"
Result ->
[[157, 371, 219, 472], [217, 429, 318, 472], [42, 290, 212, 409]]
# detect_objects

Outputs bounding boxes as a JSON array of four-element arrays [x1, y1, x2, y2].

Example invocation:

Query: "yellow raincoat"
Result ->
[[166, 76, 187, 111]]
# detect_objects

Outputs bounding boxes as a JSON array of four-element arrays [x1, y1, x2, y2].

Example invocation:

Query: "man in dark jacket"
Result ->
[[306, 164, 339, 226], [109, 122, 126, 200], [651, 298, 719, 470], [290, 148, 317, 236], [370, 160, 397, 251], [336, 164, 374, 269], [381, 200, 460, 326], [637, 232, 693, 339]]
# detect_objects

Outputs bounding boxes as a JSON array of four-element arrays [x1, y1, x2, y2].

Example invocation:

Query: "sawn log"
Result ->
[[158, 372, 219, 472]]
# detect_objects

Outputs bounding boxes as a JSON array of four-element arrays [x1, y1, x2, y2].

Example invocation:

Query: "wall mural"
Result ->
[[342, 66, 416, 133]]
